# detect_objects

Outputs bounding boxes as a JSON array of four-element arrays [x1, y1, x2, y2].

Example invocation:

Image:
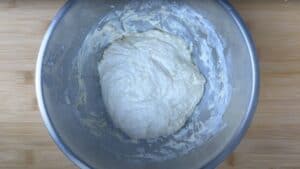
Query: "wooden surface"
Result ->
[[1, 0, 300, 168]]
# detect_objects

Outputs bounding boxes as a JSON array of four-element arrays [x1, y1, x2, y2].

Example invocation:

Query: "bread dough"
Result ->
[[98, 30, 205, 139]]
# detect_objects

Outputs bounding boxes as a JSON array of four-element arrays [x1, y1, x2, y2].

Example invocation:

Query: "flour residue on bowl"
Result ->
[[75, 0, 230, 162]]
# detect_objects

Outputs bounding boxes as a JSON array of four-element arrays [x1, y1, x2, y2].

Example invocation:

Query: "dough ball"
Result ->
[[98, 30, 205, 139]]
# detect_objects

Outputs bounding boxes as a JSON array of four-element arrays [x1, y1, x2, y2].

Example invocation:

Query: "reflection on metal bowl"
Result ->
[[36, 1, 259, 169]]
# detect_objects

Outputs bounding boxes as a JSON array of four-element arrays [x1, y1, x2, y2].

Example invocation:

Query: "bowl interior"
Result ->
[[38, 1, 258, 169]]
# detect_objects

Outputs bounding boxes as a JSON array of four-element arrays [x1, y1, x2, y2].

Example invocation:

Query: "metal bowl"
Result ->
[[36, 1, 259, 169]]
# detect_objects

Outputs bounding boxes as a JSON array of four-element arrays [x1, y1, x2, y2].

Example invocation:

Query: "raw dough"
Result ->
[[98, 30, 205, 139]]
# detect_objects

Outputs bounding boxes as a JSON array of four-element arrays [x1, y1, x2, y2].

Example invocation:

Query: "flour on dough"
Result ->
[[98, 30, 205, 139]]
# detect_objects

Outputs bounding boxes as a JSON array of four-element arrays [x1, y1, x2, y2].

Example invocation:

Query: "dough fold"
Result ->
[[98, 30, 205, 139]]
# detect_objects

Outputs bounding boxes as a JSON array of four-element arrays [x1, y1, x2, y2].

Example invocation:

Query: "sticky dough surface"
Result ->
[[98, 30, 205, 139]]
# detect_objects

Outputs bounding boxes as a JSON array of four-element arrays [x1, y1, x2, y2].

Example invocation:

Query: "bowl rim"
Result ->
[[202, 0, 260, 168], [35, 0, 260, 169]]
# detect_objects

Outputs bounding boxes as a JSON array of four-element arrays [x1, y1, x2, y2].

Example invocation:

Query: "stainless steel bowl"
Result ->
[[36, 1, 259, 169]]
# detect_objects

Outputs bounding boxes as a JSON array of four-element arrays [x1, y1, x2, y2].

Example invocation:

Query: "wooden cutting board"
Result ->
[[1, 1, 299, 168]]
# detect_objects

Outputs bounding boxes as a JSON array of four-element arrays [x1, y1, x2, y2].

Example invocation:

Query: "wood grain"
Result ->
[[0, 0, 299, 169], [220, 1, 300, 169], [0, 0, 74, 169]]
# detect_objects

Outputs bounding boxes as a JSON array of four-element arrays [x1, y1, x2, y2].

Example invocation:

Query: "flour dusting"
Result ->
[[75, 0, 230, 161]]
